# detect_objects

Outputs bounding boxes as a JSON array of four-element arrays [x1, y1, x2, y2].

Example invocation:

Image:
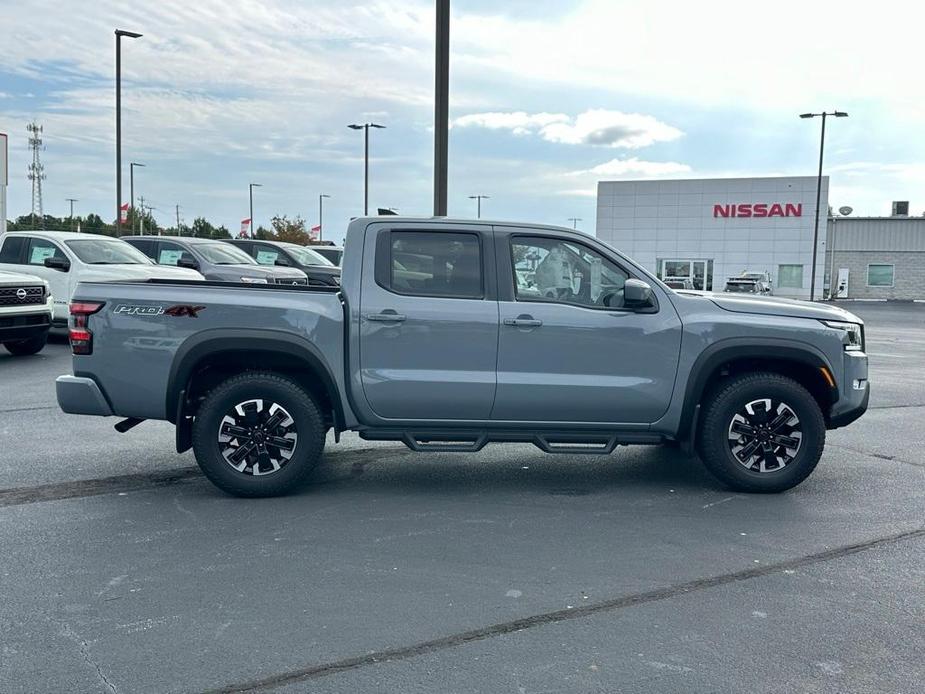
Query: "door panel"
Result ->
[[358, 227, 498, 421], [493, 232, 682, 424]]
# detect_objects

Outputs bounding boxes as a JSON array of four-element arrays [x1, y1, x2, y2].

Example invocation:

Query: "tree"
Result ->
[[211, 225, 231, 239], [254, 225, 274, 240], [270, 215, 311, 245], [191, 217, 217, 238]]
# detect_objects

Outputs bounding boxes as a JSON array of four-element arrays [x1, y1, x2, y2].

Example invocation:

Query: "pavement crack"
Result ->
[[60, 623, 118, 693], [204, 526, 925, 693], [828, 442, 925, 469]]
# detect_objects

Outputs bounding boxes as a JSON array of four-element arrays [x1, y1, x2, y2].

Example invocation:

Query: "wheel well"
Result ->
[[182, 350, 340, 432], [699, 357, 836, 416]]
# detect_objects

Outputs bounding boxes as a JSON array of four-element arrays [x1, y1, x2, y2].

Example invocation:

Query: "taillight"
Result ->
[[69, 301, 104, 355]]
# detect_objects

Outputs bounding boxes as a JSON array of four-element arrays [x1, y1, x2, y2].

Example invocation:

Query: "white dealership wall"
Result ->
[[0, 132, 7, 235], [596, 176, 828, 299]]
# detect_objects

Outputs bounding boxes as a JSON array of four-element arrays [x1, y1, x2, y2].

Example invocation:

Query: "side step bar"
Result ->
[[359, 428, 664, 454]]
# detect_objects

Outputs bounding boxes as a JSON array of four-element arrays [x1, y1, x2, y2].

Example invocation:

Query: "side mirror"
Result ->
[[44, 256, 70, 272], [274, 258, 290, 267], [176, 257, 200, 271], [623, 278, 655, 310]]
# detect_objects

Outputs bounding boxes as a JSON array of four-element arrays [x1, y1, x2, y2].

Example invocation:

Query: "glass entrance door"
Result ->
[[657, 259, 713, 290]]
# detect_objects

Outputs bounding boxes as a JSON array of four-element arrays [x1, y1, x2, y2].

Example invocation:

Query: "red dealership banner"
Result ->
[[120, 203, 130, 223], [240, 218, 251, 237]]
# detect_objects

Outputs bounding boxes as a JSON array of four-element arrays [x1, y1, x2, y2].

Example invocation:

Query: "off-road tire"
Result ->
[[3, 333, 48, 356], [192, 371, 325, 497], [698, 372, 826, 493]]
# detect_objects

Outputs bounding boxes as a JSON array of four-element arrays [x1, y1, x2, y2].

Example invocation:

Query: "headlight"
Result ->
[[240, 277, 269, 284], [822, 320, 864, 351]]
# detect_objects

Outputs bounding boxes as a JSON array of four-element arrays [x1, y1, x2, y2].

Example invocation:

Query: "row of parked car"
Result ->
[[0, 230, 344, 357]]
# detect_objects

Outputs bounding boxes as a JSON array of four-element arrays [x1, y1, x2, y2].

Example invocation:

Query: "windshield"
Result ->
[[195, 243, 257, 265], [65, 239, 153, 265], [281, 245, 335, 267]]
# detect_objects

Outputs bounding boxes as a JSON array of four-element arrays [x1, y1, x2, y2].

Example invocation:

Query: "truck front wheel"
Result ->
[[3, 333, 48, 356], [698, 372, 826, 493], [192, 371, 325, 497]]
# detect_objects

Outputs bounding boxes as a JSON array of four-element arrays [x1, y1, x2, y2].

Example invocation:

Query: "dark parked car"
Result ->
[[226, 239, 340, 286], [311, 245, 344, 267], [124, 236, 308, 285]]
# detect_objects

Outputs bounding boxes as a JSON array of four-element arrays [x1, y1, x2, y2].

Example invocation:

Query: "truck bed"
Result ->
[[68, 279, 346, 421]]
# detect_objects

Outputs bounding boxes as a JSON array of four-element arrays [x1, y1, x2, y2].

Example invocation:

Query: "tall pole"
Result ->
[[115, 29, 142, 236], [468, 194, 488, 218], [319, 194, 330, 241], [810, 112, 827, 302], [249, 183, 262, 238], [364, 125, 369, 216], [434, 0, 450, 217], [801, 109, 846, 301], [175, 204, 181, 234], [67, 198, 78, 231], [130, 162, 144, 234], [568, 217, 582, 229]]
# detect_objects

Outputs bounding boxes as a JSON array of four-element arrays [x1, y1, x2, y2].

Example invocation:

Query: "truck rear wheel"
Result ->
[[192, 371, 325, 497], [697, 372, 825, 493]]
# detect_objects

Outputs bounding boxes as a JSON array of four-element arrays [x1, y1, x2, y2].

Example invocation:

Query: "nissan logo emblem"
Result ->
[[16, 288, 27, 300]]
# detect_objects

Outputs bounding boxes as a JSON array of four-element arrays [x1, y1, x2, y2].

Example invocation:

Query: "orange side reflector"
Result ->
[[819, 367, 836, 388]]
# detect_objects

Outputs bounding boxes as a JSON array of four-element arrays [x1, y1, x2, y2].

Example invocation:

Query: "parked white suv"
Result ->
[[0, 232, 204, 325], [0, 269, 53, 355]]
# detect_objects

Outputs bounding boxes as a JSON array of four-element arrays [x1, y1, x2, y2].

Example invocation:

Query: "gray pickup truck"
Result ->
[[56, 217, 869, 497]]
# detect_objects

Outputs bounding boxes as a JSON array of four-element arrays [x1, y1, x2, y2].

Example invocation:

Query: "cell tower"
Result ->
[[27, 121, 46, 227]]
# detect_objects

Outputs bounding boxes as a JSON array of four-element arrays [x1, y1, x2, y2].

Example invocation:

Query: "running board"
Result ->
[[359, 428, 664, 454]]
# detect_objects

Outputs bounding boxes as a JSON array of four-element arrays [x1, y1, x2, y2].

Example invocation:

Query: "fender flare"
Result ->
[[166, 328, 345, 432], [678, 338, 837, 449]]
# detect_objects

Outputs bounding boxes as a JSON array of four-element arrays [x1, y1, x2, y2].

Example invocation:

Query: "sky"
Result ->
[[1, 0, 923, 244]]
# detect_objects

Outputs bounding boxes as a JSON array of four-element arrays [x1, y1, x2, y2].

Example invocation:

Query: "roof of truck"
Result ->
[[4, 230, 118, 241], [349, 216, 583, 235]]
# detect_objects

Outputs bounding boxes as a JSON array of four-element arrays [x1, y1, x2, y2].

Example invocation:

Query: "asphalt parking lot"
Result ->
[[1, 302, 923, 693]]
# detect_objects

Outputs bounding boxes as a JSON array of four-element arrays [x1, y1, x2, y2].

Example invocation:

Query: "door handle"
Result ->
[[503, 317, 542, 328], [365, 312, 406, 323]]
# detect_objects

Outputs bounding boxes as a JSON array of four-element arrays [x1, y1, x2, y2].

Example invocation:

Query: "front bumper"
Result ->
[[56, 375, 114, 416], [0, 311, 52, 342], [828, 351, 869, 429]]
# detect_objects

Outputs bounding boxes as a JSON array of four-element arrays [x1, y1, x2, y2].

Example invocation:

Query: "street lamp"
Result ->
[[130, 162, 145, 234], [568, 217, 582, 229], [347, 123, 385, 216], [318, 193, 330, 241], [66, 198, 78, 231], [800, 110, 848, 301], [249, 183, 262, 238], [115, 29, 142, 235], [468, 194, 489, 219]]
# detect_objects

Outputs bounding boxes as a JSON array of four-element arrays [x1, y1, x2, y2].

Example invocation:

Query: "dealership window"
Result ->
[[777, 264, 804, 289], [867, 264, 894, 287], [656, 259, 713, 291]]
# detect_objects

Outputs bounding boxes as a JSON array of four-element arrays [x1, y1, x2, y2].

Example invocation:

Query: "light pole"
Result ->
[[115, 29, 142, 235], [249, 183, 262, 238], [66, 198, 78, 231], [800, 110, 848, 301], [130, 162, 145, 234], [348, 123, 385, 216], [468, 194, 489, 219], [434, 0, 450, 216], [568, 217, 582, 229], [318, 193, 330, 241]]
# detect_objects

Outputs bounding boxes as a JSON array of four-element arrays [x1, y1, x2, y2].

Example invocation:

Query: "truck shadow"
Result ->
[[304, 444, 724, 497]]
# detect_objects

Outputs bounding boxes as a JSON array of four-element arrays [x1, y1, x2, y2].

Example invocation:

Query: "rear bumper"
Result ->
[[828, 351, 869, 429], [0, 311, 52, 342], [56, 375, 114, 416]]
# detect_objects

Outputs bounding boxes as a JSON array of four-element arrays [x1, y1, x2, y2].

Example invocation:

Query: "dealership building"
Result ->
[[596, 176, 925, 300]]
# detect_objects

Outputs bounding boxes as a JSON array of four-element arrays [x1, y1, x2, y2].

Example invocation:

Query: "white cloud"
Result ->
[[452, 109, 683, 148], [572, 157, 692, 177]]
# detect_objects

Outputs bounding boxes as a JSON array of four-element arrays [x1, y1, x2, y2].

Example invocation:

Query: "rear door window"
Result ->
[[253, 245, 281, 265], [384, 231, 483, 299], [0, 236, 27, 263], [156, 241, 195, 266]]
